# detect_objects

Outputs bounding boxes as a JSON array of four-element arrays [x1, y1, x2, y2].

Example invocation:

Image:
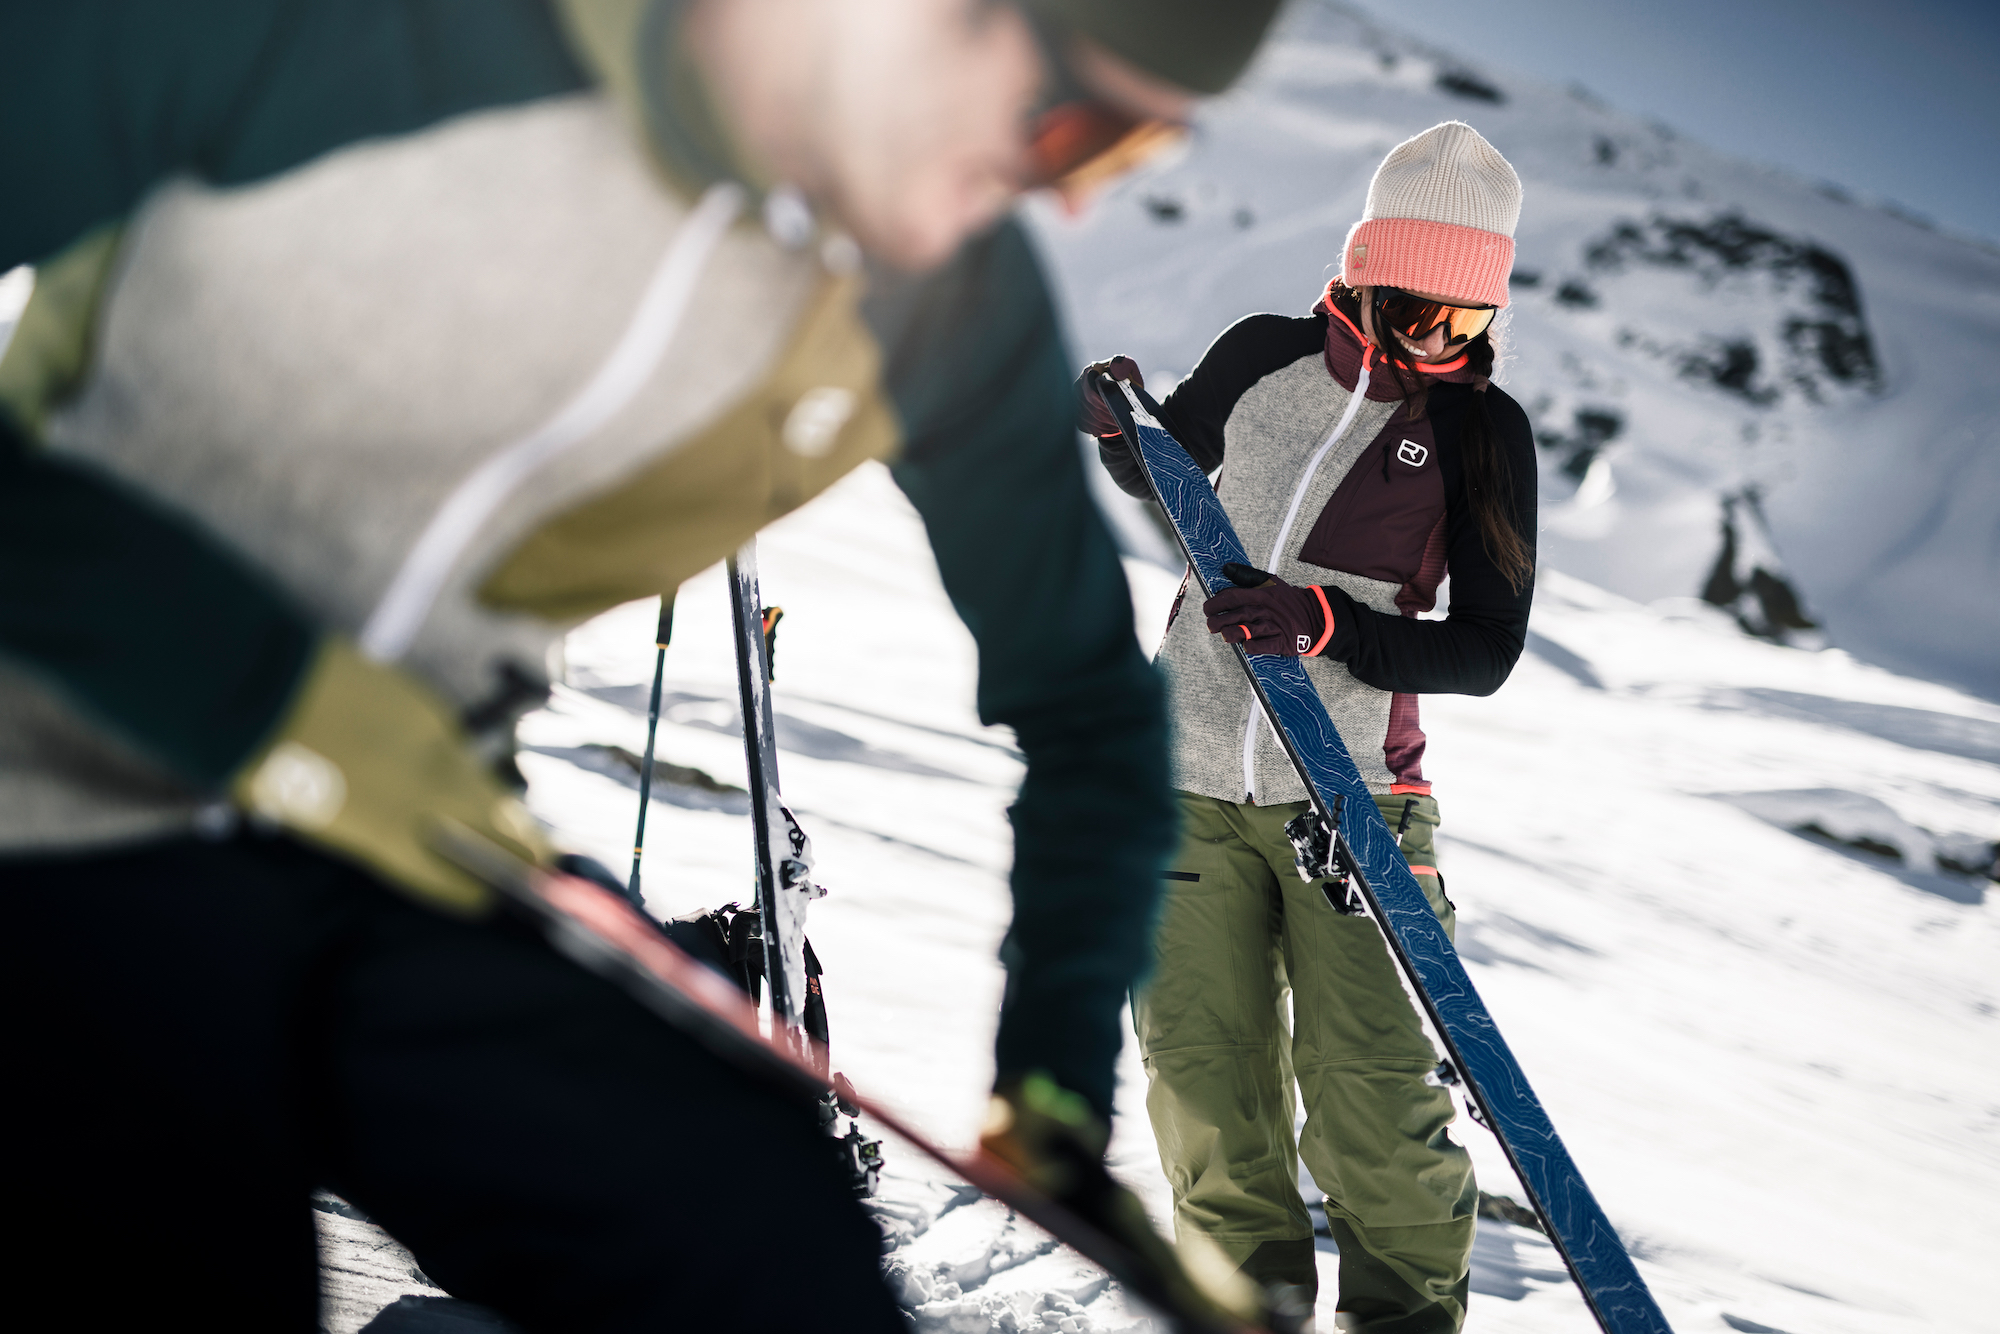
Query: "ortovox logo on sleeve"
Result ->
[[1397, 439, 1429, 467]]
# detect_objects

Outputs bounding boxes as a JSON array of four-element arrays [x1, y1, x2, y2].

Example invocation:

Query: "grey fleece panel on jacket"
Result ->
[[1154, 354, 1406, 803], [45, 94, 817, 693], [11, 94, 824, 852]]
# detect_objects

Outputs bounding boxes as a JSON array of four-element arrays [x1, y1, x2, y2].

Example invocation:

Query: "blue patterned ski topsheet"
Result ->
[[1101, 379, 1671, 1334]]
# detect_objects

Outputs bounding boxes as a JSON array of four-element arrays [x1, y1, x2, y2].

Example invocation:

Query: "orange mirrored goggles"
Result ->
[[1375, 287, 1497, 347], [1026, 101, 1187, 196]]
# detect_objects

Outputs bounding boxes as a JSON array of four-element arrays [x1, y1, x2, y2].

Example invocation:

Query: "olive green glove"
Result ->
[[981, 1074, 1268, 1331], [231, 638, 550, 915], [980, 1072, 1112, 1197]]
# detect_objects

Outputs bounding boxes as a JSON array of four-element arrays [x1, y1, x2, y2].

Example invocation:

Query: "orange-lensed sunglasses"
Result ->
[[1024, 18, 1188, 198], [1374, 286, 1497, 348]]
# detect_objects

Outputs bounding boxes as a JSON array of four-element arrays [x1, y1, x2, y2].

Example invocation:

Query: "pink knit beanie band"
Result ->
[[1338, 121, 1523, 309], [1340, 217, 1515, 309]]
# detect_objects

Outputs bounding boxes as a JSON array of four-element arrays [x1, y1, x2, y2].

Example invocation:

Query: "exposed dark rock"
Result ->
[[1784, 310, 1877, 391], [1510, 269, 1542, 288], [1797, 822, 1903, 862], [1720, 1314, 1794, 1334], [1554, 280, 1599, 309], [1700, 494, 1819, 641], [1594, 136, 1618, 166], [1538, 407, 1623, 481], [1144, 196, 1184, 223], [1233, 207, 1255, 229], [1679, 338, 1777, 404], [1937, 843, 2000, 882], [1582, 212, 1881, 397], [1435, 69, 1504, 102], [1476, 1190, 1545, 1233]]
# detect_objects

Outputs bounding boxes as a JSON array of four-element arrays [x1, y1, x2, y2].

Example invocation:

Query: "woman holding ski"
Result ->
[[1082, 121, 1538, 1333]]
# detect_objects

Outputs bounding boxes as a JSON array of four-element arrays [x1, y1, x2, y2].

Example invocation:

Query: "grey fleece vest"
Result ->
[[1155, 354, 1410, 804]]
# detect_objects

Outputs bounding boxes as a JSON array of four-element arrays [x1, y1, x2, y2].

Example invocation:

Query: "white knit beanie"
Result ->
[[1339, 121, 1522, 308]]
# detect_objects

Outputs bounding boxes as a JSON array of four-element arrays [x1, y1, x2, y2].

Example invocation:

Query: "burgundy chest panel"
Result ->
[[1295, 414, 1444, 585]]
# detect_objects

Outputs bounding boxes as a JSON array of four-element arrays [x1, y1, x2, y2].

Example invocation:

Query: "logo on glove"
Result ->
[[1397, 439, 1429, 467]]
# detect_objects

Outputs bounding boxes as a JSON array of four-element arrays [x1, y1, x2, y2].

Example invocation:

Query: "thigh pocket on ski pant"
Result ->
[[1135, 793, 1287, 1053]]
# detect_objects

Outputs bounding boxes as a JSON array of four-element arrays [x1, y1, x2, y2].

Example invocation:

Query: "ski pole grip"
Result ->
[[655, 593, 676, 649]]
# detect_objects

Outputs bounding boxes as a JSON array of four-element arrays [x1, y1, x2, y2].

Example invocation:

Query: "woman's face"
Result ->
[[1355, 285, 1472, 363]]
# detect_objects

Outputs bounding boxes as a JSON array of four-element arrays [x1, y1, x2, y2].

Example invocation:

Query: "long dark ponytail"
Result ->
[[1455, 337, 1535, 593], [1335, 281, 1535, 592]]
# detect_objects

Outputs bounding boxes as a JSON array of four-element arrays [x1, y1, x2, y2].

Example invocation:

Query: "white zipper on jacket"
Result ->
[[1240, 359, 1371, 801], [360, 181, 747, 663]]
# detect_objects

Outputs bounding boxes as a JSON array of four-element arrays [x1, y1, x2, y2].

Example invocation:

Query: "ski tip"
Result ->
[[1093, 373, 1163, 430]]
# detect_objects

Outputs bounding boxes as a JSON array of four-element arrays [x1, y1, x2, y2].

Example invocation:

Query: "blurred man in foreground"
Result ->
[[0, 0, 1280, 1327]]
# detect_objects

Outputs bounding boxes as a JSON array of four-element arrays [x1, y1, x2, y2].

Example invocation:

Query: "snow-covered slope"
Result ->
[[1024, 0, 2000, 700], [427, 457, 1998, 1334]]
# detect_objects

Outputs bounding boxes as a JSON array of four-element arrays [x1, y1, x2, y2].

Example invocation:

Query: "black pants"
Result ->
[[0, 832, 905, 1332]]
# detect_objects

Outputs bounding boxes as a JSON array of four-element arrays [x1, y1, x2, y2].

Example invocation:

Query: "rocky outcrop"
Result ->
[[1584, 212, 1882, 402]]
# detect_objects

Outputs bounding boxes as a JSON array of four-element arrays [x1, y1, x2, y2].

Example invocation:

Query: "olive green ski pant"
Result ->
[[1133, 791, 1475, 1333]]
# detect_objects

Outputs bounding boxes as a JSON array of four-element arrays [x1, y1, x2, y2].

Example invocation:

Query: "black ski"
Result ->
[[726, 541, 816, 1043]]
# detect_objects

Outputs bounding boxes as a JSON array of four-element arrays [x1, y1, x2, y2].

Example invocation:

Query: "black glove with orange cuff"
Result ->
[[1075, 356, 1145, 437], [1203, 562, 1338, 657]]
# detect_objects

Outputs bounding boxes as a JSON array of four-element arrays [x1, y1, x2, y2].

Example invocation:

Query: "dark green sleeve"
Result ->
[[0, 0, 586, 268], [0, 0, 589, 776], [0, 421, 315, 787], [866, 221, 1176, 1119]]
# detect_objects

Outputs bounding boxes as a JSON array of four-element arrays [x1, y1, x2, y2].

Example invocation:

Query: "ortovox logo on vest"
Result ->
[[1397, 439, 1429, 467], [1297, 635, 1312, 652]]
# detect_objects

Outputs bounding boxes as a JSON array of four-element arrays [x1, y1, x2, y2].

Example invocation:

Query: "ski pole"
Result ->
[[628, 592, 676, 903]]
